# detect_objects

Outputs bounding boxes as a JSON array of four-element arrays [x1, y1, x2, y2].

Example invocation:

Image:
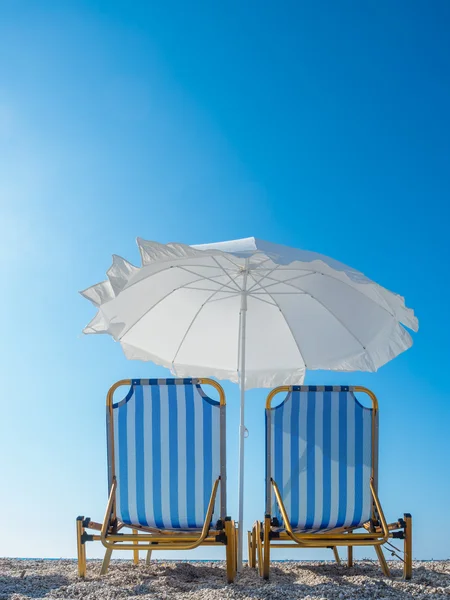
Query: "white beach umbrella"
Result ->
[[81, 237, 418, 568]]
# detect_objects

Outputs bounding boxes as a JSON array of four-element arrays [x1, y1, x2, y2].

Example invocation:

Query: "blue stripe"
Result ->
[[185, 384, 197, 527], [352, 401, 364, 526], [135, 385, 148, 526], [168, 385, 180, 528], [196, 383, 220, 406], [305, 391, 316, 529], [274, 401, 284, 521], [111, 381, 224, 530], [265, 410, 268, 485], [151, 386, 164, 528], [266, 388, 373, 533], [337, 391, 348, 527], [134, 378, 195, 386], [106, 408, 112, 490], [118, 403, 130, 524], [291, 385, 350, 392], [203, 398, 213, 519], [290, 391, 300, 527], [265, 409, 270, 513], [320, 391, 332, 529]]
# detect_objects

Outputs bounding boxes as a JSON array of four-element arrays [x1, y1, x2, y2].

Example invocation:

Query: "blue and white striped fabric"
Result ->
[[266, 386, 373, 532], [109, 378, 224, 530]]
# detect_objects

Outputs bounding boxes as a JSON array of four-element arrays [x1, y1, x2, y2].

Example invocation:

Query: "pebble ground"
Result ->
[[0, 559, 449, 599]]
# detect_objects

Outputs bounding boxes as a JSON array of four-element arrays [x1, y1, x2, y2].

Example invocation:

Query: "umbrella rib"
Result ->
[[175, 263, 237, 270], [251, 291, 307, 295], [182, 286, 236, 293], [205, 252, 242, 271], [248, 294, 278, 307], [171, 273, 243, 364], [211, 256, 242, 290], [257, 286, 308, 369], [249, 255, 274, 269], [247, 270, 310, 296], [246, 264, 282, 293], [207, 292, 242, 303], [249, 267, 315, 272], [118, 272, 236, 341], [121, 260, 238, 294], [176, 265, 239, 292], [249, 272, 336, 300], [247, 267, 314, 288], [246, 272, 288, 305], [303, 291, 368, 351], [254, 270, 396, 321], [246, 271, 265, 296], [249, 271, 316, 293], [310, 271, 397, 319], [181, 273, 237, 290], [250, 276, 369, 353], [249, 274, 306, 294]]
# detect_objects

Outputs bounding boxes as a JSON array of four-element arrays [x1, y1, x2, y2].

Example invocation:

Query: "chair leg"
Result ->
[[262, 515, 271, 580], [332, 547, 341, 565], [235, 525, 239, 572], [132, 529, 139, 564], [374, 545, 391, 577], [403, 513, 412, 580], [101, 547, 113, 575], [248, 526, 257, 568], [256, 521, 263, 577], [251, 525, 257, 569], [76, 517, 87, 578], [146, 548, 152, 565], [347, 545, 353, 567], [225, 518, 236, 583]]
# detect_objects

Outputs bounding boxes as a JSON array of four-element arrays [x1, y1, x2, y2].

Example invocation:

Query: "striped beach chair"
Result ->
[[248, 386, 412, 580], [76, 378, 236, 582]]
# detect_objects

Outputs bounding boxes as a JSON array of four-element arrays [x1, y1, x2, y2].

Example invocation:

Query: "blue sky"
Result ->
[[0, 0, 449, 561]]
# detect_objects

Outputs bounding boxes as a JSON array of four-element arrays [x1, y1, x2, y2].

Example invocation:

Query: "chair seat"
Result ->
[[272, 524, 362, 535], [119, 520, 222, 534], [267, 387, 373, 533]]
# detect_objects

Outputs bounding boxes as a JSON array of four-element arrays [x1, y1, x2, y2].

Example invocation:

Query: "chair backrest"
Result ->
[[107, 378, 226, 530], [266, 386, 375, 532]]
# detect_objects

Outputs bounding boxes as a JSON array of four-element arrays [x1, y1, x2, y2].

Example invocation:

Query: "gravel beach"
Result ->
[[0, 559, 448, 599]]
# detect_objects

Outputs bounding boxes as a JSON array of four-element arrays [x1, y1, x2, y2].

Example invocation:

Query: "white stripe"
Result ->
[[328, 392, 340, 529], [282, 394, 292, 519], [112, 383, 225, 531], [298, 393, 308, 528], [177, 386, 188, 528], [270, 415, 276, 515], [159, 386, 171, 528], [194, 393, 204, 526], [126, 395, 138, 525], [361, 408, 372, 524], [345, 397, 355, 526], [210, 403, 221, 524], [312, 392, 324, 529], [143, 386, 154, 527], [268, 390, 373, 533], [113, 407, 122, 520]]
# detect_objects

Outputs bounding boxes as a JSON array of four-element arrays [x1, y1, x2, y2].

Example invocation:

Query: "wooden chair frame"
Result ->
[[77, 378, 237, 583], [248, 386, 412, 581]]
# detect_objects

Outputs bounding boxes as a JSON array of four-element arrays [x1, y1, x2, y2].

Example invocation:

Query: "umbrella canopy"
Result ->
[[81, 236, 418, 568], [82, 237, 418, 388]]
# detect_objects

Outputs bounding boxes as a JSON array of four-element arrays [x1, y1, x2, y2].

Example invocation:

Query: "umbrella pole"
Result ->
[[237, 261, 248, 571], [237, 350, 246, 571]]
